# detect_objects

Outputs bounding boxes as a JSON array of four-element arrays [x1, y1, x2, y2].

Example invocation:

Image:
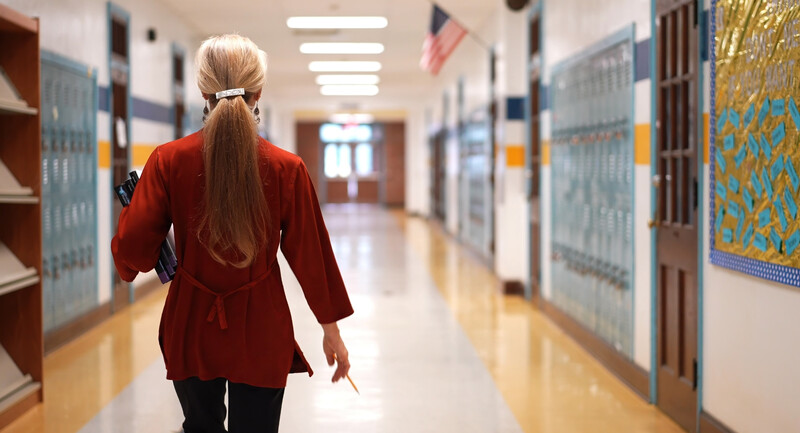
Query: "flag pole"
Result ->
[[424, 0, 492, 51]]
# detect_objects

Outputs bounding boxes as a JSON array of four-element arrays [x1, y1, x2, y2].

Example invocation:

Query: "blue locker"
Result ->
[[41, 52, 98, 333]]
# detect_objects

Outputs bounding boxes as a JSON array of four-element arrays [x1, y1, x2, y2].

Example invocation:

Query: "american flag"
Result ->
[[419, 4, 468, 76]]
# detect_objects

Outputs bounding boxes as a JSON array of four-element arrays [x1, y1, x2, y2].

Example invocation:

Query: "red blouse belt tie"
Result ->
[[176, 267, 271, 330]]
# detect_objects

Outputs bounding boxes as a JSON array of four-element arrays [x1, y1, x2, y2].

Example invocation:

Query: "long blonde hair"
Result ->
[[196, 34, 269, 268]]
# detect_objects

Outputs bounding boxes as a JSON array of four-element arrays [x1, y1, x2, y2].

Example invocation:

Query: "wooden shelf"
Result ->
[[0, 67, 36, 116], [0, 381, 40, 415], [0, 159, 34, 197], [0, 100, 37, 116], [0, 196, 38, 204], [0, 4, 43, 428], [0, 242, 39, 294], [0, 345, 39, 415], [0, 4, 37, 34]]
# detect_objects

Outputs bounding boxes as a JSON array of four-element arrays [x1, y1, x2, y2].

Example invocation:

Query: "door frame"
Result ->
[[107, 1, 132, 307], [525, 0, 543, 302], [171, 42, 186, 140], [649, 0, 705, 425]]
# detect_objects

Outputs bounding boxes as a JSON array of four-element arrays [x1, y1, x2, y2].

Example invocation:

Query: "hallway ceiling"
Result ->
[[159, 0, 497, 113]]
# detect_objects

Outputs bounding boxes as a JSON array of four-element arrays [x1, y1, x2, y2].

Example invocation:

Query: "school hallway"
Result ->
[[0, 206, 681, 433]]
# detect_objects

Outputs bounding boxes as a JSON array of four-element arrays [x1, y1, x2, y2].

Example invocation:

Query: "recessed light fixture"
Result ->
[[309, 61, 382, 72], [330, 113, 376, 123], [287, 16, 388, 29], [316, 75, 380, 85], [301, 43, 384, 55], [320, 85, 379, 96]]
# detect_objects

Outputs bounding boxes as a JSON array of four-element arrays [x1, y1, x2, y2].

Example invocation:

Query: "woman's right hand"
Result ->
[[321, 322, 350, 383]]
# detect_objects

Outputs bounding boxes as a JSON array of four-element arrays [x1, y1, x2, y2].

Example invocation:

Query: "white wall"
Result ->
[[1, 0, 204, 306], [700, 0, 800, 430]]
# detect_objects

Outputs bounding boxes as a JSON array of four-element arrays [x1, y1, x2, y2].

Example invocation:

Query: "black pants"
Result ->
[[173, 377, 285, 433]]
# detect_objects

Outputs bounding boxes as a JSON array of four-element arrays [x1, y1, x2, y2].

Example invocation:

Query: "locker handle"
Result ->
[[42, 259, 51, 278]]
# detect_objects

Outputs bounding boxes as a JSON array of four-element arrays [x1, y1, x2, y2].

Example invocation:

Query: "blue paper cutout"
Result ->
[[762, 168, 774, 199], [772, 98, 786, 116], [724, 134, 735, 151], [743, 188, 755, 212], [736, 208, 745, 241], [754, 233, 768, 251], [723, 228, 734, 243], [789, 97, 800, 130], [717, 107, 728, 132], [760, 133, 773, 161], [730, 109, 741, 128], [716, 148, 727, 173], [772, 122, 786, 147], [716, 180, 727, 201], [786, 231, 800, 255], [744, 103, 756, 128], [787, 156, 800, 192], [771, 155, 785, 181], [744, 223, 754, 249], [776, 199, 788, 232], [747, 133, 760, 158], [751, 170, 763, 197], [770, 227, 783, 252], [735, 144, 747, 168], [729, 177, 740, 194], [759, 97, 771, 127], [716, 207, 725, 233], [728, 201, 740, 217], [759, 207, 771, 228], [784, 188, 798, 218]]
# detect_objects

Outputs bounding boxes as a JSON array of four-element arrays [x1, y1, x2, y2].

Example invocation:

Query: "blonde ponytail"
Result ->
[[196, 35, 269, 268]]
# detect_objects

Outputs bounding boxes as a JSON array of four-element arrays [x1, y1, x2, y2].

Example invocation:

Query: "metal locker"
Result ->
[[41, 52, 98, 333]]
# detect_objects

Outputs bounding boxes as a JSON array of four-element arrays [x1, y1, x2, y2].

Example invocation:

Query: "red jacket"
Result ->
[[111, 131, 354, 388]]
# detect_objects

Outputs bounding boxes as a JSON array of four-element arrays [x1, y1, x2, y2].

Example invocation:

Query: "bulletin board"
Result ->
[[711, 0, 800, 286]]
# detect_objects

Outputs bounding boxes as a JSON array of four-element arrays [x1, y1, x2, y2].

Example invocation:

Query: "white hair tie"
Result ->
[[215, 88, 245, 99]]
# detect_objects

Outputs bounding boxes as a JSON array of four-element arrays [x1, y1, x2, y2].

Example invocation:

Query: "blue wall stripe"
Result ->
[[132, 97, 172, 124], [507, 96, 525, 120], [99, 85, 109, 112], [635, 39, 650, 82], [98, 85, 172, 125], [541, 84, 550, 111]]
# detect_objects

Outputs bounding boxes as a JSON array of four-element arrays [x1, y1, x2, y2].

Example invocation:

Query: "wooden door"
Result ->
[[383, 122, 406, 207], [655, 1, 699, 431], [529, 14, 542, 303], [110, 13, 130, 312]]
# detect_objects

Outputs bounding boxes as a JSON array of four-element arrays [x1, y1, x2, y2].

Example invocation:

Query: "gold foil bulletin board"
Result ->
[[711, 0, 800, 285]]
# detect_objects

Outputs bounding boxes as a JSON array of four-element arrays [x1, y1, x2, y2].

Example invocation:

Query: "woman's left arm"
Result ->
[[111, 147, 171, 282]]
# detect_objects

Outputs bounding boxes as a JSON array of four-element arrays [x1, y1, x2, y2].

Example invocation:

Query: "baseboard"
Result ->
[[44, 301, 113, 354], [541, 300, 650, 399], [502, 280, 525, 296], [700, 411, 736, 433]]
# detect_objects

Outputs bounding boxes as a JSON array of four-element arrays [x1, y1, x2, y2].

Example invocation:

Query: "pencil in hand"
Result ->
[[333, 354, 359, 395]]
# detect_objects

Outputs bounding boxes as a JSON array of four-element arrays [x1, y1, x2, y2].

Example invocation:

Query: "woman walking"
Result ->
[[111, 34, 353, 433]]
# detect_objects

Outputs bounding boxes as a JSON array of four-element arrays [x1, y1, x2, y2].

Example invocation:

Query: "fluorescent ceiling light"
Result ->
[[316, 75, 380, 85], [287, 16, 388, 29], [309, 61, 382, 72], [301, 43, 384, 54], [330, 113, 375, 123], [320, 85, 379, 96]]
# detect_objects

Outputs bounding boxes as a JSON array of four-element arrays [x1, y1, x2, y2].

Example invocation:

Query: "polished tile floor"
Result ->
[[2, 205, 683, 433]]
